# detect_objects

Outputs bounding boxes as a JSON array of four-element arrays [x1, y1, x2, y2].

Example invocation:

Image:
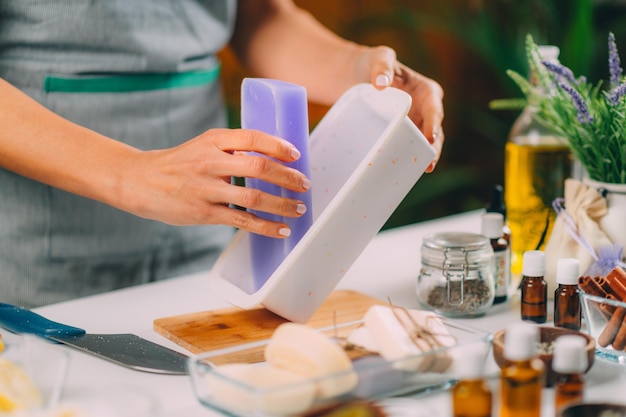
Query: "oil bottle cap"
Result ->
[[522, 250, 546, 277], [503, 322, 539, 361], [481, 212, 504, 239], [552, 335, 588, 373], [556, 258, 580, 285]]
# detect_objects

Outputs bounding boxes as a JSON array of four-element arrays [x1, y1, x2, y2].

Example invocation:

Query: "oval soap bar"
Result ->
[[265, 323, 358, 399]]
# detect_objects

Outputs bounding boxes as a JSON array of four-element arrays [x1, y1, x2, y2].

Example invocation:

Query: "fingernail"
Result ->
[[302, 178, 312, 190], [290, 147, 301, 160], [279, 227, 291, 237], [375, 74, 390, 87], [296, 203, 307, 214]]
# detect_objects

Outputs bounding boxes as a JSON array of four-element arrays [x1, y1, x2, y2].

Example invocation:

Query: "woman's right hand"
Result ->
[[122, 128, 311, 238]]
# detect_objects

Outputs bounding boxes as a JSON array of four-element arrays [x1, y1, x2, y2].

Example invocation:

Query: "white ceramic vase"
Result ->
[[584, 178, 626, 251]]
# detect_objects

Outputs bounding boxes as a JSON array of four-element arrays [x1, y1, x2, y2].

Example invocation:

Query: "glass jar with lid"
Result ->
[[417, 232, 496, 317]]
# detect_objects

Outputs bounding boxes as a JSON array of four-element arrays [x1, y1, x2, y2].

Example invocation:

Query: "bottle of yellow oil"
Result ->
[[504, 45, 574, 281]]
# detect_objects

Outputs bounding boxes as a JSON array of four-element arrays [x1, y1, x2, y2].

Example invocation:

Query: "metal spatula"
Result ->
[[0, 303, 188, 375]]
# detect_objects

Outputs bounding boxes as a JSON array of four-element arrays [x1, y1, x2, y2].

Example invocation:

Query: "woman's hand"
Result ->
[[355, 46, 445, 172], [123, 128, 311, 238]]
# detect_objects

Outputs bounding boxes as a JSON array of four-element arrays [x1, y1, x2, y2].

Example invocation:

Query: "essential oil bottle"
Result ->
[[452, 344, 492, 417], [554, 258, 582, 330], [500, 322, 545, 417], [486, 184, 512, 245], [481, 212, 511, 304], [553, 335, 587, 413], [521, 250, 548, 323]]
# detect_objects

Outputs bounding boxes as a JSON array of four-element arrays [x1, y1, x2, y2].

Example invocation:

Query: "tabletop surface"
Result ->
[[9, 209, 625, 416]]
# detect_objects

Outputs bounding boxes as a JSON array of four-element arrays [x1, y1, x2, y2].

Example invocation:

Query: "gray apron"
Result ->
[[0, 1, 237, 307]]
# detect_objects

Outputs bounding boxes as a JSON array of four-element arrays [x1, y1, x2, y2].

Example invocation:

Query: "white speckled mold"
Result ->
[[209, 83, 436, 322]]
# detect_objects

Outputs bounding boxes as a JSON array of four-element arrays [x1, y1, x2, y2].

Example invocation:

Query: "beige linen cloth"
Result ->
[[544, 179, 613, 295]]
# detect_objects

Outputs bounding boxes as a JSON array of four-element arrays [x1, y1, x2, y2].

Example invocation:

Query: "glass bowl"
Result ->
[[580, 291, 626, 365], [187, 319, 492, 417], [0, 334, 69, 414]]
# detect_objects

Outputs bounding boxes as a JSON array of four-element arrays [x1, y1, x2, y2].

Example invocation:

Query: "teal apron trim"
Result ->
[[43, 65, 221, 93]]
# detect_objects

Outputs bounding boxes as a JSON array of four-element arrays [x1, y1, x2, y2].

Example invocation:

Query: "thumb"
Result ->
[[367, 46, 397, 90]]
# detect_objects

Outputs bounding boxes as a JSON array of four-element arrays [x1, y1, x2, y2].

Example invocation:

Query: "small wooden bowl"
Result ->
[[492, 326, 595, 387]]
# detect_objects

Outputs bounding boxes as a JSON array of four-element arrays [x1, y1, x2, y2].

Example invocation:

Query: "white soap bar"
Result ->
[[264, 323, 358, 399], [362, 305, 455, 371], [205, 364, 316, 416], [346, 326, 379, 353]]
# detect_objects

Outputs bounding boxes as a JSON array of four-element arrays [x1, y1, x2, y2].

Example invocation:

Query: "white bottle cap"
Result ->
[[503, 322, 539, 361], [481, 212, 504, 239], [556, 258, 580, 285], [552, 335, 588, 374], [455, 343, 487, 379], [522, 250, 546, 277]]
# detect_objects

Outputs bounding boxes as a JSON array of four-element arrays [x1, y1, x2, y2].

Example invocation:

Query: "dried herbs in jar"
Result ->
[[417, 232, 496, 317]]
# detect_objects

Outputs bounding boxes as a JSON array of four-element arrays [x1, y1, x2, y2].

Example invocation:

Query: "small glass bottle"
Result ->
[[554, 258, 582, 330], [486, 184, 512, 244], [500, 322, 545, 417], [482, 212, 511, 305], [452, 344, 492, 417], [521, 250, 548, 323], [553, 335, 587, 413]]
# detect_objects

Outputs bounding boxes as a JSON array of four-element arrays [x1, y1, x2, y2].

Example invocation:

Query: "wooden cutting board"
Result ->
[[153, 290, 386, 364]]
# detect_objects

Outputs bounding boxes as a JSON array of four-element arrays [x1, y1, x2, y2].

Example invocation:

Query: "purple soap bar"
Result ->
[[241, 78, 313, 290]]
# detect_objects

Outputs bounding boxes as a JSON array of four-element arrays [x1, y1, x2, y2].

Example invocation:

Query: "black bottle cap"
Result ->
[[486, 184, 506, 219]]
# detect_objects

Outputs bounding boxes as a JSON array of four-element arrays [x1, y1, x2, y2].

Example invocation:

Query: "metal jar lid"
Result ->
[[421, 232, 493, 269]]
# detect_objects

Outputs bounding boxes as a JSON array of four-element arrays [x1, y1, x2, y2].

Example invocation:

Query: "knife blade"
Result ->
[[0, 303, 188, 375]]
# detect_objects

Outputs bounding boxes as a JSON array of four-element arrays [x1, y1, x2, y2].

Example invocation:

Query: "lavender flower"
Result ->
[[609, 32, 623, 89], [542, 60, 578, 85], [558, 82, 593, 124], [607, 81, 626, 106], [504, 33, 626, 183]]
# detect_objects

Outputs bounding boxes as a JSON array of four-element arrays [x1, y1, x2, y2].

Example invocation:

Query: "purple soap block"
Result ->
[[241, 78, 313, 290]]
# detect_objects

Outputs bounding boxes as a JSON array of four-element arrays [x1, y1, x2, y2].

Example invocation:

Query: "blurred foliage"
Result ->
[[220, 1, 626, 229], [336, 0, 626, 229]]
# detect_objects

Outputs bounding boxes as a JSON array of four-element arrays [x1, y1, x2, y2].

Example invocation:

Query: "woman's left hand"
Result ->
[[355, 46, 445, 172]]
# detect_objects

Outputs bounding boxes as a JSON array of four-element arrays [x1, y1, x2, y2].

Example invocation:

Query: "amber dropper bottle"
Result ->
[[520, 250, 548, 323], [452, 344, 492, 417], [500, 322, 545, 417], [553, 335, 587, 413], [553, 258, 582, 330], [482, 212, 511, 305]]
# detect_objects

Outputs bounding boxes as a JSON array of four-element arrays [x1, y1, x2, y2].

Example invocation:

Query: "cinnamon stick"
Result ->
[[598, 302, 626, 347], [579, 276, 614, 318], [606, 267, 626, 300], [613, 311, 626, 350]]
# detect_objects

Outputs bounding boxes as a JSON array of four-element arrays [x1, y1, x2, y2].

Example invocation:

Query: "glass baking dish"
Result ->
[[0, 334, 68, 414], [187, 318, 492, 417]]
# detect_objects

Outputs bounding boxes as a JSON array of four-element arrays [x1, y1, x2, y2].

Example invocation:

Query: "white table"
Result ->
[[18, 210, 626, 416]]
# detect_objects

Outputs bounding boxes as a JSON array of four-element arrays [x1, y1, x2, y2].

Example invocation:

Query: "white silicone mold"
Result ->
[[209, 83, 436, 322]]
